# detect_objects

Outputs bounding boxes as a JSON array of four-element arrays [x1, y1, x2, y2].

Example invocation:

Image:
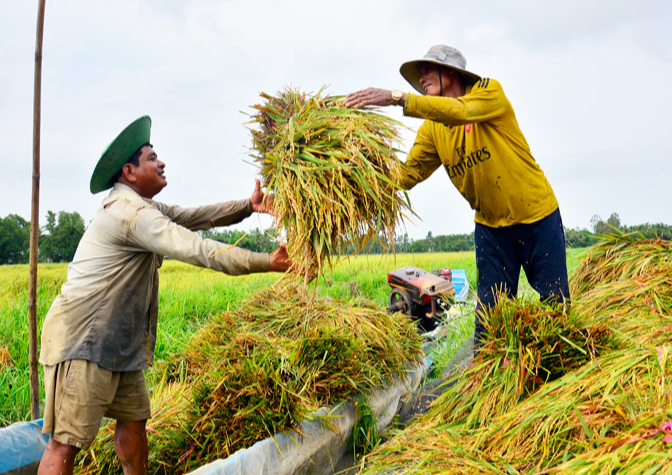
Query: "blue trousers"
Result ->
[[474, 208, 570, 345]]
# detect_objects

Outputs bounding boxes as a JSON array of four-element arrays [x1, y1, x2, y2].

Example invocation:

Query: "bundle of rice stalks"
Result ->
[[236, 282, 420, 381], [570, 233, 672, 348], [571, 233, 672, 297], [358, 347, 672, 474], [470, 347, 672, 473], [541, 412, 672, 474], [175, 339, 308, 469], [423, 299, 614, 430], [249, 87, 413, 280], [171, 281, 421, 389], [573, 276, 672, 348]]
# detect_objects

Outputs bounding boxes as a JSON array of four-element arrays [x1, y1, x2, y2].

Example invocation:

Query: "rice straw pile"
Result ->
[[571, 234, 672, 348], [249, 87, 413, 280], [571, 234, 672, 296], [356, 234, 672, 474], [78, 280, 423, 474], [428, 299, 615, 431]]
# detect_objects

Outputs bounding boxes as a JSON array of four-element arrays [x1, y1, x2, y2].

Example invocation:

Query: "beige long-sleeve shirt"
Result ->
[[39, 183, 270, 371]]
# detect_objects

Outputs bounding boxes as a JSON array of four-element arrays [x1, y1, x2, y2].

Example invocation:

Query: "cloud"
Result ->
[[1, 0, 671, 239]]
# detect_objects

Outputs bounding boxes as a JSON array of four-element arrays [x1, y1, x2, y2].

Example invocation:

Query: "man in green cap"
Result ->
[[37, 115, 292, 475], [345, 45, 570, 347]]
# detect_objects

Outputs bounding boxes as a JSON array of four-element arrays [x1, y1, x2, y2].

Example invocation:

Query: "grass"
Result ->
[[0, 248, 584, 427], [0, 264, 65, 425]]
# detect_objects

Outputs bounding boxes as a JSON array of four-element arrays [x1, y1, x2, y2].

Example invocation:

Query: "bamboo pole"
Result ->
[[28, 0, 47, 420]]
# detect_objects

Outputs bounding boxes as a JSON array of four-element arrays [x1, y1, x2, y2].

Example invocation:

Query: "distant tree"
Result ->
[[425, 231, 434, 252], [622, 222, 672, 240], [39, 210, 58, 262], [591, 212, 622, 235], [0, 214, 31, 264], [410, 238, 430, 253], [606, 212, 621, 230], [433, 232, 474, 252], [39, 210, 86, 262], [393, 233, 412, 253]]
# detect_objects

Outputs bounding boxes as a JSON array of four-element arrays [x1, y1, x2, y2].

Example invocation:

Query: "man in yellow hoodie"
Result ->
[[345, 45, 569, 346]]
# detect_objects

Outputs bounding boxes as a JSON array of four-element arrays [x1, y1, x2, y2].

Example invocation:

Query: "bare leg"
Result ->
[[114, 419, 148, 475], [37, 437, 80, 475]]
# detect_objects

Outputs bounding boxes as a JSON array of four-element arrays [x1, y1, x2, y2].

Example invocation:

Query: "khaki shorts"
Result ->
[[42, 359, 152, 449]]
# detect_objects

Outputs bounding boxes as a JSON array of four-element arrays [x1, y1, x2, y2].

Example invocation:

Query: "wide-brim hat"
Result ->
[[400, 45, 481, 94], [90, 115, 151, 194]]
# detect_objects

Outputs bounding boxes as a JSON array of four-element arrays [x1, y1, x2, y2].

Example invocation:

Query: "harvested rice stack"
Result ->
[[541, 412, 672, 474], [175, 281, 422, 389], [573, 276, 672, 347], [79, 281, 423, 474], [423, 299, 615, 430], [249, 87, 413, 280], [359, 347, 672, 474], [357, 234, 672, 474], [570, 234, 672, 348], [471, 347, 672, 473], [169, 280, 422, 471], [571, 233, 672, 297]]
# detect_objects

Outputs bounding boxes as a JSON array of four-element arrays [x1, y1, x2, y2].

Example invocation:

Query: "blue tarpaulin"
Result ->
[[0, 419, 49, 475]]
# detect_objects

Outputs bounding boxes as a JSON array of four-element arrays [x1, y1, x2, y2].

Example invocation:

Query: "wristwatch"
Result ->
[[391, 90, 403, 106]]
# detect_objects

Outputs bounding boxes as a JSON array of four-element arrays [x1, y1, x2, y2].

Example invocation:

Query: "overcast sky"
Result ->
[[1, 0, 671, 240]]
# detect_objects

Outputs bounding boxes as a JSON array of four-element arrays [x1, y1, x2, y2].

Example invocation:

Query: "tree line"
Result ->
[[1, 211, 670, 265], [0, 211, 85, 264], [397, 213, 672, 253]]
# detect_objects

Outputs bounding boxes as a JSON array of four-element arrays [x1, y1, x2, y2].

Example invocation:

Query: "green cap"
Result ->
[[90, 115, 152, 194]]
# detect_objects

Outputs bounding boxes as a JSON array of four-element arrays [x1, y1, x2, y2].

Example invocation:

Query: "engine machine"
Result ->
[[387, 266, 455, 332]]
